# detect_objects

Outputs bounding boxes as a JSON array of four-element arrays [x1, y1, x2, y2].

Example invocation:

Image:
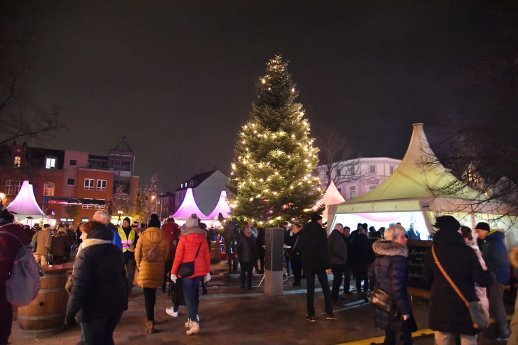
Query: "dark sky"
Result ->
[[3, 1, 517, 191]]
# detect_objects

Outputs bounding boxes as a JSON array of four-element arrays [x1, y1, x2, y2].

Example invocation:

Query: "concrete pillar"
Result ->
[[264, 227, 284, 296]]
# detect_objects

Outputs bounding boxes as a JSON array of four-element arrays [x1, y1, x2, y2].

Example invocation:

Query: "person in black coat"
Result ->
[[237, 227, 258, 289], [348, 224, 373, 300], [371, 225, 416, 345], [295, 213, 334, 321], [65, 221, 128, 345], [423, 216, 491, 345], [328, 223, 347, 301], [255, 228, 266, 274]]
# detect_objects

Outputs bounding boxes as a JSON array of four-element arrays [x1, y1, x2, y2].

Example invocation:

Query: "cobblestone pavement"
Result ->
[[9, 265, 513, 345]]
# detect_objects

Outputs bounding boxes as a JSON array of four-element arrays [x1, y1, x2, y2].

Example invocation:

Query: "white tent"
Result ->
[[205, 191, 231, 220], [314, 181, 345, 225], [172, 188, 208, 220], [7, 181, 45, 224], [332, 123, 517, 245]]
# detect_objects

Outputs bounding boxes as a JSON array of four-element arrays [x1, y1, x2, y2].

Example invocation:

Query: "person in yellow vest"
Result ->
[[118, 217, 138, 297]]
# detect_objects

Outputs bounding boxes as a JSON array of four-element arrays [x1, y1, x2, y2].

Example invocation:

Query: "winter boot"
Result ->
[[145, 320, 154, 334], [186, 321, 200, 335]]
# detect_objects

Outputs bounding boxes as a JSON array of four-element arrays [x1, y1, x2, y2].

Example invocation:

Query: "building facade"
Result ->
[[0, 138, 139, 225], [317, 157, 401, 201]]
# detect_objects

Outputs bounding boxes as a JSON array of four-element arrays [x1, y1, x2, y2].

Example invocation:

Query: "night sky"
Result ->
[[3, 1, 517, 191]]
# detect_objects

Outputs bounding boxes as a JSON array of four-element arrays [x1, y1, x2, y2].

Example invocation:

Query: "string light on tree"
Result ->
[[228, 54, 322, 224]]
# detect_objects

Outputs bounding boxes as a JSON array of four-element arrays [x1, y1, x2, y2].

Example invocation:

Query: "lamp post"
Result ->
[[117, 210, 123, 225]]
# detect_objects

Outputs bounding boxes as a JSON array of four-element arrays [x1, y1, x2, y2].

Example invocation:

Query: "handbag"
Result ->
[[178, 243, 202, 278], [432, 246, 487, 329], [371, 286, 398, 316]]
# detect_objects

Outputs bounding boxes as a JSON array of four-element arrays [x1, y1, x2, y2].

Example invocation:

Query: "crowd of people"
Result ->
[[1, 206, 517, 345]]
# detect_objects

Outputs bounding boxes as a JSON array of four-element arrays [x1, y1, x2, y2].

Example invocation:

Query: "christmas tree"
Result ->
[[228, 55, 322, 225]]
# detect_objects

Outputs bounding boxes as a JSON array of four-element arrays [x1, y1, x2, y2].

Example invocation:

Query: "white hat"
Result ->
[[185, 214, 199, 229]]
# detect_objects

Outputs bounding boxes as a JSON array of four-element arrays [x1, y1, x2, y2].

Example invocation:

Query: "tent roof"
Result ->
[[7, 181, 45, 216], [172, 188, 207, 220], [205, 191, 231, 220], [316, 181, 345, 208], [336, 123, 481, 213]]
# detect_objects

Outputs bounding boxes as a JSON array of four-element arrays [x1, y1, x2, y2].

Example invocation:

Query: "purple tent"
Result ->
[[172, 188, 208, 220]]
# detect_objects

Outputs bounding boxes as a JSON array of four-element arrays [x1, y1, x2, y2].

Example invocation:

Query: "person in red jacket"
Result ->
[[161, 217, 181, 293], [171, 214, 210, 336], [0, 209, 31, 345]]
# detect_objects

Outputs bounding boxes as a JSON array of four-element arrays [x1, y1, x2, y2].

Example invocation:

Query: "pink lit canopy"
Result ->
[[7, 180, 45, 216], [172, 188, 207, 220], [205, 191, 231, 220]]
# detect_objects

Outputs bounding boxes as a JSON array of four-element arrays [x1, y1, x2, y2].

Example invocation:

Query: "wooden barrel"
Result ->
[[210, 241, 221, 264], [18, 264, 73, 334]]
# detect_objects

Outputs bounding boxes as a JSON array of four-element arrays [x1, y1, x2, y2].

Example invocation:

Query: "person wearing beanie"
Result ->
[[135, 214, 169, 334], [118, 216, 138, 297], [0, 211, 31, 345], [423, 216, 491, 344], [294, 213, 335, 322], [171, 214, 211, 335], [475, 222, 510, 341]]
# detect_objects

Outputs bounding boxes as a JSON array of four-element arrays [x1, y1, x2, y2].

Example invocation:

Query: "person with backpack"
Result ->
[[0, 209, 33, 345], [135, 214, 169, 334]]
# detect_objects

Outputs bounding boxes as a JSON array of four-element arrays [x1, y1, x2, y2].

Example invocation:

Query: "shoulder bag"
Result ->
[[178, 242, 202, 278], [432, 246, 487, 329]]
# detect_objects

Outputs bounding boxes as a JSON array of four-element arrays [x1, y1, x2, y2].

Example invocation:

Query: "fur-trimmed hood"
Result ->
[[510, 246, 518, 269], [181, 227, 207, 237], [372, 240, 408, 257]]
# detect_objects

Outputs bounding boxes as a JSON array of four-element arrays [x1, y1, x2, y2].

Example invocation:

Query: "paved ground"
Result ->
[[8, 263, 514, 345]]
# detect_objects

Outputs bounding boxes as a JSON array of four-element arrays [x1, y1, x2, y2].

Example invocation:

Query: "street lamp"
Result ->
[[117, 210, 123, 225]]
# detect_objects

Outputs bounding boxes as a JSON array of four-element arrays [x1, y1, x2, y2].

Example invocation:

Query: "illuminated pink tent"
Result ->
[[205, 191, 231, 220], [172, 188, 208, 220], [7, 180, 45, 216]]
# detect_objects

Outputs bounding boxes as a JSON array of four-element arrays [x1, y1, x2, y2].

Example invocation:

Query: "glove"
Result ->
[[204, 273, 211, 283], [170, 274, 177, 283], [64, 312, 76, 328]]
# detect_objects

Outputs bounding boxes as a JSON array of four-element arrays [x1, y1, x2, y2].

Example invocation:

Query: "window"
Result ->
[[82, 204, 93, 209], [69, 159, 77, 166], [369, 185, 377, 191], [43, 182, 55, 196], [45, 157, 57, 169], [350, 186, 356, 199], [390, 166, 394, 174], [96, 179, 107, 190], [14, 156, 21, 168], [84, 178, 95, 190], [5, 180, 22, 195], [369, 165, 376, 174], [67, 178, 76, 185]]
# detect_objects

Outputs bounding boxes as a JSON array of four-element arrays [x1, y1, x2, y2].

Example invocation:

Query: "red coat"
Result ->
[[171, 229, 210, 278], [162, 222, 181, 258], [0, 223, 31, 283]]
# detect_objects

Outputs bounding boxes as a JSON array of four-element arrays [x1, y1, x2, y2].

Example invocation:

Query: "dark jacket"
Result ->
[[295, 221, 329, 272], [66, 226, 128, 322], [51, 233, 72, 258], [328, 230, 347, 265], [348, 232, 373, 270], [423, 229, 491, 335], [237, 235, 258, 263], [481, 231, 510, 285], [371, 240, 413, 330]]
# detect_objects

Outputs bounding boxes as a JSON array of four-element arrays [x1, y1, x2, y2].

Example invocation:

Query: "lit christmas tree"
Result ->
[[228, 55, 322, 225]]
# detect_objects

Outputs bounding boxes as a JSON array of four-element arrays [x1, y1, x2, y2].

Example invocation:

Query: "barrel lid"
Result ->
[[41, 262, 74, 274]]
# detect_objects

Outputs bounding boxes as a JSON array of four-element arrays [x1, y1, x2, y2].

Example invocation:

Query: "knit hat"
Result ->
[[475, 222, 491, 232], [185, 214, 200, 229], [148, 214, 161, 228], [433, 215, 460, 232], [123, 217, 131, 223], [310, 213, 323, 222]]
